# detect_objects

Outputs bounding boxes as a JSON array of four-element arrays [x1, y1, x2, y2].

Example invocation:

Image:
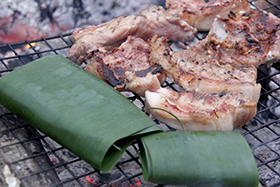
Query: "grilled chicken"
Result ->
[[85, 36, 165, 97], [145, 88, 257, 131], [149, 35, 261, 102], [206, 9, 280, 67], [166, 0, 250, 31], [68, 4, 197, 65]]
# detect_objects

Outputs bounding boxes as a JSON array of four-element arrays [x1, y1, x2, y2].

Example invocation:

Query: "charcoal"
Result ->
[[0, 105, 60, 187], [0, 0, 165, 44]]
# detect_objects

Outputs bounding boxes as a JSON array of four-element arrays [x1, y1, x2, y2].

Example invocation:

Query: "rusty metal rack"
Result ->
[[1, 1, 280, 186]]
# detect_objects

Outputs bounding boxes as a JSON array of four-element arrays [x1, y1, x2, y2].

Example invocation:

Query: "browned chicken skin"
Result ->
[[166, 0, 250, 31]]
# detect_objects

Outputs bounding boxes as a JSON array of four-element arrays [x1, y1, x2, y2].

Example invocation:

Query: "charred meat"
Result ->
[[206, 9, 280, 67], [85, 36, 166, 97], [149, 35, 261, 102], [166, 0, 250, 31]]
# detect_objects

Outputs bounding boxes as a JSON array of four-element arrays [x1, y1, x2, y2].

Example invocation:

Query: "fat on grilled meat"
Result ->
[[166, 0, 250, 31], [68, 4, 197, 65], [206, 9, 280, 67], [85, 36, 166, 97], [149, 34, 261, 102], [145, 88, 257, 131]]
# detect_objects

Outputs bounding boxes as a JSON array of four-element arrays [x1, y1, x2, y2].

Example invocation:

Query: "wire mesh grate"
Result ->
[[1, 1, 280, 186]]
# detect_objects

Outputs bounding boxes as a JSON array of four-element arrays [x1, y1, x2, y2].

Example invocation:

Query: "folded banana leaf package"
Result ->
[[0, 55, 259, 186], [139, 131, 259, 187], [0, 55, 162, 172]]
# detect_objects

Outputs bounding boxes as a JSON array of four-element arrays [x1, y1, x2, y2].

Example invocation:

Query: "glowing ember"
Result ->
[[48, 155, 59, 165], [135, 181, 141, 186], [126, 179, 141, 187], [86, 175, 98, 185], [23, 42, 37, 50]]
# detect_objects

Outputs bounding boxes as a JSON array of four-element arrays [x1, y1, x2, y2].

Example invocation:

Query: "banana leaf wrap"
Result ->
[[138, 131, 259, 187], [0, 55, 162, 172]]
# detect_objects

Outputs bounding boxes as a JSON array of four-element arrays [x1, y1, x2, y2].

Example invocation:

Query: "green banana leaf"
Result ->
[[138, 131, 259, 187], [0, 55, 162, 172]]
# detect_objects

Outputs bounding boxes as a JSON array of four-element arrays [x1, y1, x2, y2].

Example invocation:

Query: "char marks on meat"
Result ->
[[146, 9, 280, 130], [149, 35, 261, 102], [145, 88, 257, 131], [68, 4, 197, 65], [86, 36, 166, 97], [166, 0, 250, 31], [207, 9, 280, 67]]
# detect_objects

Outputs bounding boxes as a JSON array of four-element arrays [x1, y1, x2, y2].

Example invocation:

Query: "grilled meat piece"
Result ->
[[149, 35, 261, 102], [206, 9, 280, 67], [68, 4, 197, 65], [145, 88, 257, 131], [166, 0, 250, 31], [85, 36, 166, 97]]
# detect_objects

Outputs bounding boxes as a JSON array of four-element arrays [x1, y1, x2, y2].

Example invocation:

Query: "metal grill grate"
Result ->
[[1, 1, 280, 186]]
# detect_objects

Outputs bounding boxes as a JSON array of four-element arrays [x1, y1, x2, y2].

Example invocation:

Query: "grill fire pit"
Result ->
[[1, 1, 280, 187]]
